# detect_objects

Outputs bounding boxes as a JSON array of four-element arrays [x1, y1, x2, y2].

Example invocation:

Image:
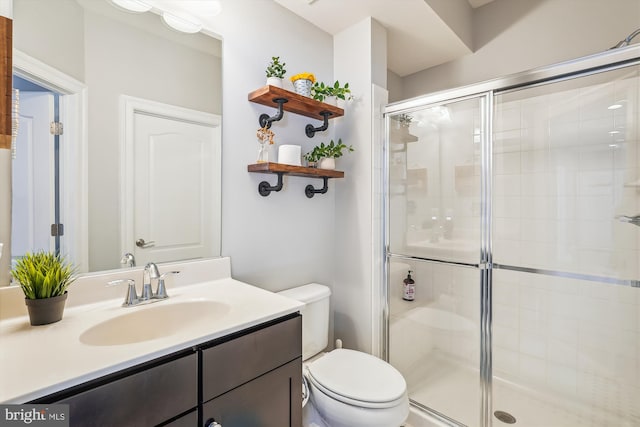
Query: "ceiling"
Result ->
[[467, 0, 496, 7], [273, 0, 496, 77]]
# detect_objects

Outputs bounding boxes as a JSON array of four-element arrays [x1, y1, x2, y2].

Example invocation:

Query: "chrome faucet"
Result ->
[[120, 252, 136, 268], [141, 262, 160, 301], [108, 263, 180, 307]]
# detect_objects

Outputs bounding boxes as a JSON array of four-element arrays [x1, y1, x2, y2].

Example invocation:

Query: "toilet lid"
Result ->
[[306, 349, 406, 405]]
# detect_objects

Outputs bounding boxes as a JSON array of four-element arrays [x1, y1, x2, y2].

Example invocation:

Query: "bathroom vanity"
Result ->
[[34, 315, 301, 426], [0, 258, 304, 427]]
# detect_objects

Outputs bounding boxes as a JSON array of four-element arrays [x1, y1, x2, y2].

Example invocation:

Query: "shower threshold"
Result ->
[[401, 352, 636, 427]]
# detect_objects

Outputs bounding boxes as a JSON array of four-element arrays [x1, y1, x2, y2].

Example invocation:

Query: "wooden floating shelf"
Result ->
[[390, 127, 419, 143], [248, 162, 344, 179], [248, 86, 344, 121], [248, 163, 344, 198]]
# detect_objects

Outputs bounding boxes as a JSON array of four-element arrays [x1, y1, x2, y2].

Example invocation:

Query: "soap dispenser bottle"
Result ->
[[403, 270, 415, 301]]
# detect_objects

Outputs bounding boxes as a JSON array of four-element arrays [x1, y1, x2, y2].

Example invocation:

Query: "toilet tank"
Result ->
[[278, 283, 331, 361]]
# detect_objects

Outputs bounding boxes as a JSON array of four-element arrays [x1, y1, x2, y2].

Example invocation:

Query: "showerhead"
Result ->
[[610, 28, 640, 49]]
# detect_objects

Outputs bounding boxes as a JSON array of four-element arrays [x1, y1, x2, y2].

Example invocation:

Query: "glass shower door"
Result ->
[[491, 65, 640, 427], [387, 95, 487, 426]]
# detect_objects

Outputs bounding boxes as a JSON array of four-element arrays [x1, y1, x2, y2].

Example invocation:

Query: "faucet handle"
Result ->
[[154, 271, 180, 299], [108, 279, 138, 307]]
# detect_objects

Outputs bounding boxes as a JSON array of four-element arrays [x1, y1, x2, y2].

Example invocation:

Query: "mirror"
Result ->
[[7, 0, 222, 281]]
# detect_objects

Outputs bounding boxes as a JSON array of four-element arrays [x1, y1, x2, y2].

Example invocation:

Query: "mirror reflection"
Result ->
[[8, 0, 222, 282]]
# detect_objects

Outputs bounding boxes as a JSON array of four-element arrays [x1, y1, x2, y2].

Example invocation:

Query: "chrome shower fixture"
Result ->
[[616, 214, 640, 227], [610, 28, 640, 49]]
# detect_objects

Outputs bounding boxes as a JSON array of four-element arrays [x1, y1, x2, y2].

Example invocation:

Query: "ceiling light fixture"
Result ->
[[161, 11, 203, 34], [109, 0, 152, 13], [608, 103, 623, 110]]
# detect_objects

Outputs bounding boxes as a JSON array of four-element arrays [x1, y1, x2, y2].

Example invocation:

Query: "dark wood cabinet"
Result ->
[[54, 353, 198, 427], [201, 316, 302, 427], [162, 409, 198, 426], [202, 358, 302, 427], [33, 314, 302, 427], [202, 314, 301, 401]]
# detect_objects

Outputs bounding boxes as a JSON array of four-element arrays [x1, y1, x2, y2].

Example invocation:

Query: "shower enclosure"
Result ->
[[384, 45, 640, 427]]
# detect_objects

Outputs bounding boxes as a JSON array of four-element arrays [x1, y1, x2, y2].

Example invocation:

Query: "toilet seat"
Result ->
[[306, 349, 407, 409]]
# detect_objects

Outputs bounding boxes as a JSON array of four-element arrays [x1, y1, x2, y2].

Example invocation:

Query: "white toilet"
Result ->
[[278, 283, 409, 427]]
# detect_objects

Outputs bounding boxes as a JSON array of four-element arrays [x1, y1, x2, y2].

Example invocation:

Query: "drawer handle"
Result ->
[[205, 419, 222, 427]]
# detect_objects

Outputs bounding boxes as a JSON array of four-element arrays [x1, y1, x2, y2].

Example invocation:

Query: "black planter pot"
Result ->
[[24, 292, 68, 326]]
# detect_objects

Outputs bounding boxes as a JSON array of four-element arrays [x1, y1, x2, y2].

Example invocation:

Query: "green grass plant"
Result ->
[[11, 251, 76, 299]]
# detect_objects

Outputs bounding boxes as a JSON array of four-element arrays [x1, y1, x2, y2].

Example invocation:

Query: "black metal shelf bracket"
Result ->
[[259, 98, 288, 129], [305, 111, 334, 138], [258, 172, 284, 197], [305, 177, 330, 198]]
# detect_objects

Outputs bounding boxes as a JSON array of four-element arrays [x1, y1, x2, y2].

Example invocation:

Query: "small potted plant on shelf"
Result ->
[[290, 72, 315, 97], [329, 80, 352, 104], [311, 81, 332, 103], [11, 251, 77, 326], [311, 80, 352, 106], [303, 138, 354, 170], [265, 56, 287, 88]]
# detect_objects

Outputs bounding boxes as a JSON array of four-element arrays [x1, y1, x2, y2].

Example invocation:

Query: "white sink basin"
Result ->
[[80, 300, 230, 346]]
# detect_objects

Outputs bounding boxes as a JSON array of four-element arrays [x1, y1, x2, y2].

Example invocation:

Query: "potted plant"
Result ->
[[311, 80, 352, 106], [311, 81, 332, 103], [11, 251, 77, 326], [303, 138, 354, 170], [265, 56, 286, 88], [290, 72, 315, 97], [328, 80, 352, 103]]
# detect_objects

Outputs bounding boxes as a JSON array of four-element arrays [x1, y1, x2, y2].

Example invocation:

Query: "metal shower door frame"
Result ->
[[382, 44, 640, 427]]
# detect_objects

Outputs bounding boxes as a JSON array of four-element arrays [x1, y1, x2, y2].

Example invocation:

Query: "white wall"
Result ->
[[400, 0, 640, 98], [209, 8, 391, 355], [210, 2, 336, 292], [333, 17, 387, 353], [13, 0, 84, 82]]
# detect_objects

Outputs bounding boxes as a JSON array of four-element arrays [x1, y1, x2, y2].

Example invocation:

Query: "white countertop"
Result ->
[[0, 259, 303, 403]]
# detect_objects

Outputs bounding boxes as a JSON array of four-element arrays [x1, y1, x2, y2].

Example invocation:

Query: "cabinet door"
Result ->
[[202, 315, 302, 402], [55, 353, 198, 427], [202, 358, 302, 427]]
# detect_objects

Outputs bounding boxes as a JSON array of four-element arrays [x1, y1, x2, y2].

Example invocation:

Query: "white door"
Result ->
[[131, 112, 218, 266], [11, 92, 54, 258]]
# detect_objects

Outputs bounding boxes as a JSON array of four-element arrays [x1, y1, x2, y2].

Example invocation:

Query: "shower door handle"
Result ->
[[616, 214, 640, 227]]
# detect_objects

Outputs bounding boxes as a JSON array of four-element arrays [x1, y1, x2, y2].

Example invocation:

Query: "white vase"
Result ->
[[324, 96, 337, 106], [266, 77, 283, 88], [317, 158, 335, 170], [293, 79, 313, 97]]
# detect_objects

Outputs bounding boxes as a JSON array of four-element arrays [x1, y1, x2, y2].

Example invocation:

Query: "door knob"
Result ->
[[135, 238, 155, 248]]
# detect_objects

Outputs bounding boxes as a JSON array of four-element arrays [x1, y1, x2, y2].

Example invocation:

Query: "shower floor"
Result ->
[[401, 352, 637, 427]]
